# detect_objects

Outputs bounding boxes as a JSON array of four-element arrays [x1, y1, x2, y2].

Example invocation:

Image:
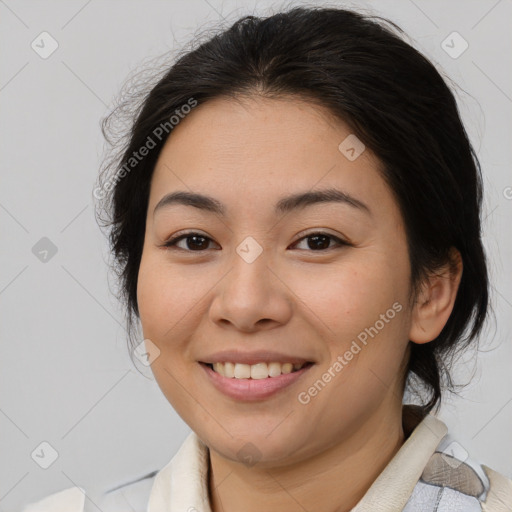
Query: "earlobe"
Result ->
[[409, 248, 463, 344]]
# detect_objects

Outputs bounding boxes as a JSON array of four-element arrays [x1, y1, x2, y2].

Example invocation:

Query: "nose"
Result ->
[[208, 242, 293, 333]]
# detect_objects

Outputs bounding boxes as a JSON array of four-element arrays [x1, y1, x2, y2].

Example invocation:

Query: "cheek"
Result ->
[[137, 252, 202, 340], [292, 256, 410, 390], [136, 256, 166, 336], [292, 259, 404, 339], [293, 261, 409, 424], [136, 253, 202, 414]]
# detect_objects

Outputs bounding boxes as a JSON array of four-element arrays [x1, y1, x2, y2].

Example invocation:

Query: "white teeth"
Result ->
[[212, 362, 225, 376], [268, 362, 282, 377], [234, 363, 251, 379], [281, 363, 293, 374], [210, 361, 307, 378], [224, 362, 235, 378], [250, 363, 268, 380]]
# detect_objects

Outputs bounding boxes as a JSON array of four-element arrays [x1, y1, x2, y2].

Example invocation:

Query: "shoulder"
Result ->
[[20, 432, 200, 512], [20, 470, 159, 512], [98, 469, 159, 511], [20, 487, 85, 512], [404, 432, 512, 511]]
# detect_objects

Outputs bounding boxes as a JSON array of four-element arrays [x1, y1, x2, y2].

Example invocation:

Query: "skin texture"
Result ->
[[136, 95, 462, 512]]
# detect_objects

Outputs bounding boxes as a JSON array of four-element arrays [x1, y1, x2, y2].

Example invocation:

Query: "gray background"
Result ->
[[1, 0, 511, 509]]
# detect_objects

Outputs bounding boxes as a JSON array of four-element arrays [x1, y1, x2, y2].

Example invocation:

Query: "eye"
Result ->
[[162, 232, 219, 252], [290, 231, 349, 251], [162, 231, 349, 252]]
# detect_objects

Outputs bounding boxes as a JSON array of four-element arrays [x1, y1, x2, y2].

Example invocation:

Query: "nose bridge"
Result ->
[[210, 234, 291, 330], [228, 234, 272, 300]]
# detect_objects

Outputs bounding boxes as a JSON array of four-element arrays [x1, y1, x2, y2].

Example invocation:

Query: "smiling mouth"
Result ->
[[201, 361, 314, 379]]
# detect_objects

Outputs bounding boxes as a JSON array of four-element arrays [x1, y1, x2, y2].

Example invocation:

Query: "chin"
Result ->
[[202, 423, 310, 467]]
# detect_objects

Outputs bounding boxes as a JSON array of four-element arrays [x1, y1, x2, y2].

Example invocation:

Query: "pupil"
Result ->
[[188, 235, 207, 250], [308, 235, 330, 250]]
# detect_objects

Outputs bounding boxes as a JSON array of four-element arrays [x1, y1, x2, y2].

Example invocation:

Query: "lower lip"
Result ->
[[199, 362, 314, 401]]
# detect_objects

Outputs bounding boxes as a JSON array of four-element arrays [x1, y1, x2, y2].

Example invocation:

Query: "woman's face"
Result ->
[[137, 95, 414, 466]]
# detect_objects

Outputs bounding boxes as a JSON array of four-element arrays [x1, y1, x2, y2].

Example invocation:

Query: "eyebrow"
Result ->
[[153, 188, 371, 217]]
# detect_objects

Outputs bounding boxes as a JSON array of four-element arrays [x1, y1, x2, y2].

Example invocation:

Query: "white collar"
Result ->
[[148, 430, 212, 512], [147, 407, 448, 512]]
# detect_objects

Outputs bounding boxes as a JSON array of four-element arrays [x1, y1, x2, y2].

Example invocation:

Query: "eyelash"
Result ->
[[161, 231, 350, 253]]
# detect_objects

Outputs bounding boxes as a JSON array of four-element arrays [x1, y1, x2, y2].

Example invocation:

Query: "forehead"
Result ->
[[148, 95, 395, 220]]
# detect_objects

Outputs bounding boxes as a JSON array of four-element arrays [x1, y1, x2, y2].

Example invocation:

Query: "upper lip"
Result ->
[[199, 349, 314, 366]]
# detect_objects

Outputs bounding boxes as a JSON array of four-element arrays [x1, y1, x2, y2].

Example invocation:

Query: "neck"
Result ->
[[208, 400, 406, 512]]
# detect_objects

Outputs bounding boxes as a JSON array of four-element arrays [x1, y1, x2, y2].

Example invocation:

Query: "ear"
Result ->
[[409, 247, 463, 344]]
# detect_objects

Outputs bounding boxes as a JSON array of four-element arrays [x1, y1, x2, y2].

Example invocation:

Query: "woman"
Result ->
[[23, 5, 512, 512]]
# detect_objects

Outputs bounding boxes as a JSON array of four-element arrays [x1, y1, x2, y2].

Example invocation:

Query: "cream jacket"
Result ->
[[22, 406, 512, 511]]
